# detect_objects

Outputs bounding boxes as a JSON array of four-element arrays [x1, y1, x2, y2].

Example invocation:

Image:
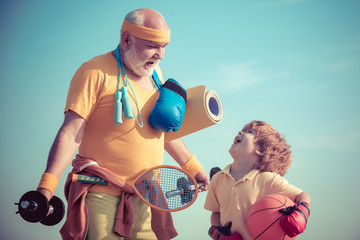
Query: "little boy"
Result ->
[[204, 120, 311, 240]]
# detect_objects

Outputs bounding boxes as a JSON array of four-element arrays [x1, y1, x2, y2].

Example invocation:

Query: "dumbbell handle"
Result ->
[[165, 183, 200, 198], [20, 200, 55, 215], [20, 200, 38, 211]]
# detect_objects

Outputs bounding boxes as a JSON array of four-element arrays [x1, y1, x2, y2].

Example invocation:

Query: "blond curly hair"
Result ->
[[242, 121, 291, 176]]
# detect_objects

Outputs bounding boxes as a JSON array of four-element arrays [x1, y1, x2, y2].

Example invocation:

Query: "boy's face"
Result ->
[[229, 130, 260, 160]]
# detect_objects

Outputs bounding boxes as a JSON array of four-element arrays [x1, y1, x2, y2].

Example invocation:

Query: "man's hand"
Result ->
[[37, 188, 52, 202], [194, 168, 209, 192], [279, 202, 310, 237]]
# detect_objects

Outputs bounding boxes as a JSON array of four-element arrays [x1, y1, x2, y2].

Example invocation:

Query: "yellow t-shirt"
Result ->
[[65, 51, 165, 196], [204, 165, 303, 240]]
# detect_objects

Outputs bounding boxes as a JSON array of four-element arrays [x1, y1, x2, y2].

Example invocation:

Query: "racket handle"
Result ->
[[72, 174, 109, 185]]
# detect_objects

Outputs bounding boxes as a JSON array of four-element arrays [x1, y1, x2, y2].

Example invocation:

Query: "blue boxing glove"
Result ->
[[148, 78, 187, 132]]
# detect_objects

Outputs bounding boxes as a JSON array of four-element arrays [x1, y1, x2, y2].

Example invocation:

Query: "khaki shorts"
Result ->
[[85, 192, 157, 240]]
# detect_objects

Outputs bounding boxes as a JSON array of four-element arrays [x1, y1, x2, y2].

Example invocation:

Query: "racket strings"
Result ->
[[134, 167, 197, 210]]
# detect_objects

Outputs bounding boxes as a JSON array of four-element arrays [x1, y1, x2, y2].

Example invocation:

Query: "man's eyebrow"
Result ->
[[146, 40, 169, 45]]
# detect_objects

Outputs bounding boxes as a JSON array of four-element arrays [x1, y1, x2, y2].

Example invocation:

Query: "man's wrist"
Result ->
[[36, 173, 59, 198], [180, 155, 202, 176]]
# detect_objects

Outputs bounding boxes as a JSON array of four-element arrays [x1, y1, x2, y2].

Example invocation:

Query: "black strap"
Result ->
[[151, 70, 162, 91], [162, 79, 187, 102]]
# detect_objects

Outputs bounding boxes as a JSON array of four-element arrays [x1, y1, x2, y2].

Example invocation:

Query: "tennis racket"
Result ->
[[72, 165, 201, 212]]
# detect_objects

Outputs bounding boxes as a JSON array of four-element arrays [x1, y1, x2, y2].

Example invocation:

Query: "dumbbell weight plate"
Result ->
[[18, 191, 49, 223], [210, 167, 221, 180], [40, 195, 65, 226]]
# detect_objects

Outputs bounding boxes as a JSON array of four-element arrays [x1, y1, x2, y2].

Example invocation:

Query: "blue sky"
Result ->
[[1, 0, 359, 239]]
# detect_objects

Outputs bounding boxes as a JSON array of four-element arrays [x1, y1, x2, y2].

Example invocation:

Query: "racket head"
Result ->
[[129, 165, 199, 212]]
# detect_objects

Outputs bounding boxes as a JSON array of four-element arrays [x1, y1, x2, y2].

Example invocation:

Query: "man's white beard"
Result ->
[[124, 44, 158, 77]]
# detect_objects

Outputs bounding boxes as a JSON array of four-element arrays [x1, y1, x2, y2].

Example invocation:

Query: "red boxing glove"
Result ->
[[279, 202, 310, 237], [208, 222, 243, 240]]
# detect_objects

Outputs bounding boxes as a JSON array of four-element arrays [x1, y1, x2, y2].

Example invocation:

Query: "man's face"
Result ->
[[124, 36, 168, 77]]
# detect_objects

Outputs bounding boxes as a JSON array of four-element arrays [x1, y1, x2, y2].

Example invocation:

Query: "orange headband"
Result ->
[[121, 19, 170, 43]]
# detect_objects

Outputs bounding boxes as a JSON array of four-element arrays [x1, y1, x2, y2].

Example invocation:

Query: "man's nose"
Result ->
[[154, 47, 165, 60]]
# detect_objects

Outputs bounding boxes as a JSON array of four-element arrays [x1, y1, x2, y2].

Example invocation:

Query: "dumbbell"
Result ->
[[176, 177, 194, 204], [15, 191, 65, 226], [166, 167, 223, 204], [210, 167, 221, 180]]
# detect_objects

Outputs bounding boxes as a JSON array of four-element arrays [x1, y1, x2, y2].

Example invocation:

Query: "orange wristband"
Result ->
[[36, 173, 59, 197], [180, 155, 202, 176]]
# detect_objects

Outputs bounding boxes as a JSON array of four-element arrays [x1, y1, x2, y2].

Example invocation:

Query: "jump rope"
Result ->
[[114, 45, 161, 127]]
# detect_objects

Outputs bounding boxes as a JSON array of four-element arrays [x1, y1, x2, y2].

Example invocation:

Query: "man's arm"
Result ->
[[38, 110, 86, 200], [164, 138, 209, 191]]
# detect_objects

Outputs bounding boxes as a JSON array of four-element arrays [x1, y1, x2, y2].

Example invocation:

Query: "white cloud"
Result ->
[[295, 130, 360, 152], [328, 59, 359, 71], [219, 60, 265, 89], [213, 60, 291, 92]]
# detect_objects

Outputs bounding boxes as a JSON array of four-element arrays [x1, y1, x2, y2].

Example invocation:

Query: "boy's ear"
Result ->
[[256, 149, 265, 156]]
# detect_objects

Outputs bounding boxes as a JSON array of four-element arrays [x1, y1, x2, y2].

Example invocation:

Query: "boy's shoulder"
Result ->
[[258, 171, 279, 177], [210, 165, 231, 183], [257, 171, 287, 183]]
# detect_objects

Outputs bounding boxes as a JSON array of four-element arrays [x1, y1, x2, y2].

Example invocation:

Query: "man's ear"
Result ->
[[120, 31, 131, 50], [256, 149, 265, 156]]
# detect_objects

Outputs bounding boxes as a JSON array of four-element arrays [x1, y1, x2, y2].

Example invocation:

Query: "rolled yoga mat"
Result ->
[[165, 85, 223, 142]]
